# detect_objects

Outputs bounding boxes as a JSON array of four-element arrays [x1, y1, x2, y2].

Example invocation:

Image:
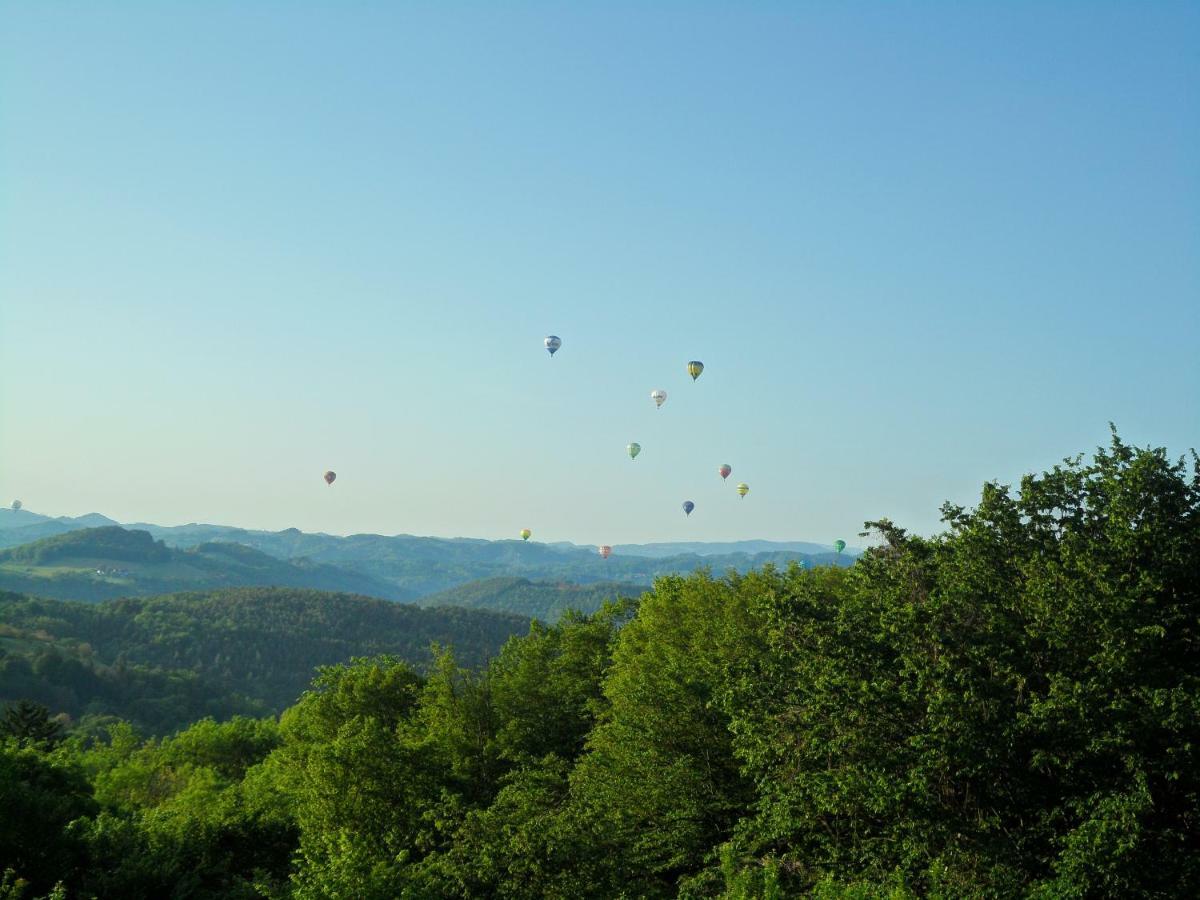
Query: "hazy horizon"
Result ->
[[3, 4, 1197, 545], [0, 504, 856, 553]]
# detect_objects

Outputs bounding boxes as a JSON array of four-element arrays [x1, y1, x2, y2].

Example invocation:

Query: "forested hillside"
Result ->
[[420, 576, 648, 621], [135, 528, 847, 595], [0, 527, 411, 602], [0, 587, 531, 732], [1, 436, 1196, 897], [0, 519, 849, 608]]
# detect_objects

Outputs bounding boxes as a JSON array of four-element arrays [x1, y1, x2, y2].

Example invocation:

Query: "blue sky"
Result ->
[[2, 3, 1197, 544]]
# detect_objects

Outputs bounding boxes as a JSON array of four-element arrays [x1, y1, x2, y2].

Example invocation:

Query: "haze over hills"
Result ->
[[0, 508, 855, 605]]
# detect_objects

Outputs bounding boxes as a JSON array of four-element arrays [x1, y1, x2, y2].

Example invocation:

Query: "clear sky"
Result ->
[[2, 3, 1197, 545]]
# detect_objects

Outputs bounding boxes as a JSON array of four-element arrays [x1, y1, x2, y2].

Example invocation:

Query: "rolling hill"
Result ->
[[0, 510, 856, 609], [0, 526, 413, 602]]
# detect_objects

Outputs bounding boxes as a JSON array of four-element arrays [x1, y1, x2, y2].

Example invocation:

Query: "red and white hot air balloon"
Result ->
[[598, 545, 612, 559], [718, 464, 732, 481]]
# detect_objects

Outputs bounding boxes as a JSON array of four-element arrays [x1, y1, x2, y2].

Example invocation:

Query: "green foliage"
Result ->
[[0, 700, 64, 749], [725, 433, 1200, 896], [0, 744, 95, 895], [276, 658, 437, 898]]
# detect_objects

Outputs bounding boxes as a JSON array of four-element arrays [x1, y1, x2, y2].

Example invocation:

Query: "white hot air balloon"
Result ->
[[650, 389, 667, 409], [544, 335, 562, 356]]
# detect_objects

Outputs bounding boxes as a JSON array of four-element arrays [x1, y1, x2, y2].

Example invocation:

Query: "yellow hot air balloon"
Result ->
[[520, 529, 532, 541], [736, 482, 750, 498], [687, 360, 704, 381]]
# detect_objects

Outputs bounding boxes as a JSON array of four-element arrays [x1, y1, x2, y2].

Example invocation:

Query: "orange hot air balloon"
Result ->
[[598, 545, 613, 559], [324, 471, 336, 486]]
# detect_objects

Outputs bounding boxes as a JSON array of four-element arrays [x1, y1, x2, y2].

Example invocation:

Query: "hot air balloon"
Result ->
[[736, 482, 749, 498], [598, 545, 613, 559], [627, 442, 642, 460], [10, 500, 21, 511], [687, 360, 704, 381], [324, 471, 336, 486], [682, 500, 695, 516], [520, 529, 532, 541], [718, 464, 731, 481], [544, 335, 562, 356], [651, 389, 667, 409], [834, 539, 846, 554]]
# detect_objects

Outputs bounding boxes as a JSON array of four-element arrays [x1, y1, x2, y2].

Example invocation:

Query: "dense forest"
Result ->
[[0, 588, 530, 733], [1, 435, 1196, 898], [420, 576, 649, 621]]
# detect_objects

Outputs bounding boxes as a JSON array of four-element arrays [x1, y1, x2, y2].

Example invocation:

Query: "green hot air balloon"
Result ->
[[627, 442, 641, 460], [834, 539, 846, 554], [520, 529, 532, 541], [687, 360, 704, 381]]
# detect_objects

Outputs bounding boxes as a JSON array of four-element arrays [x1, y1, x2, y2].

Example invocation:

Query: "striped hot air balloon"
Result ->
[[687, 360, 704, 381], [736, 482, 749, 498], [598, 545, 613, 559]]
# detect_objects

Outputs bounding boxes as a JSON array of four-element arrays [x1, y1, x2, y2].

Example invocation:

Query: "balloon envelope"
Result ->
[[598, 545, 612, 559], [651, 389, 667, 408], [736, 482, 749, 497], [627, 442, 641, 459], [682, 500, 695, 516], [520, 529, 532, 541], [544, 335, 562, 356], [323, 471, 336, 485], [718, 464, 731, 480], [687, 360, 704, 381], [10, 500, 21, 511], [834, 539, 846, 554]]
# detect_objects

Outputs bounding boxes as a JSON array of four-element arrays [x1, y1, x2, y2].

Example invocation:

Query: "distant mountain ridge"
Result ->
[[0, 508, 857, 557], [0, 509, 856, 606]]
